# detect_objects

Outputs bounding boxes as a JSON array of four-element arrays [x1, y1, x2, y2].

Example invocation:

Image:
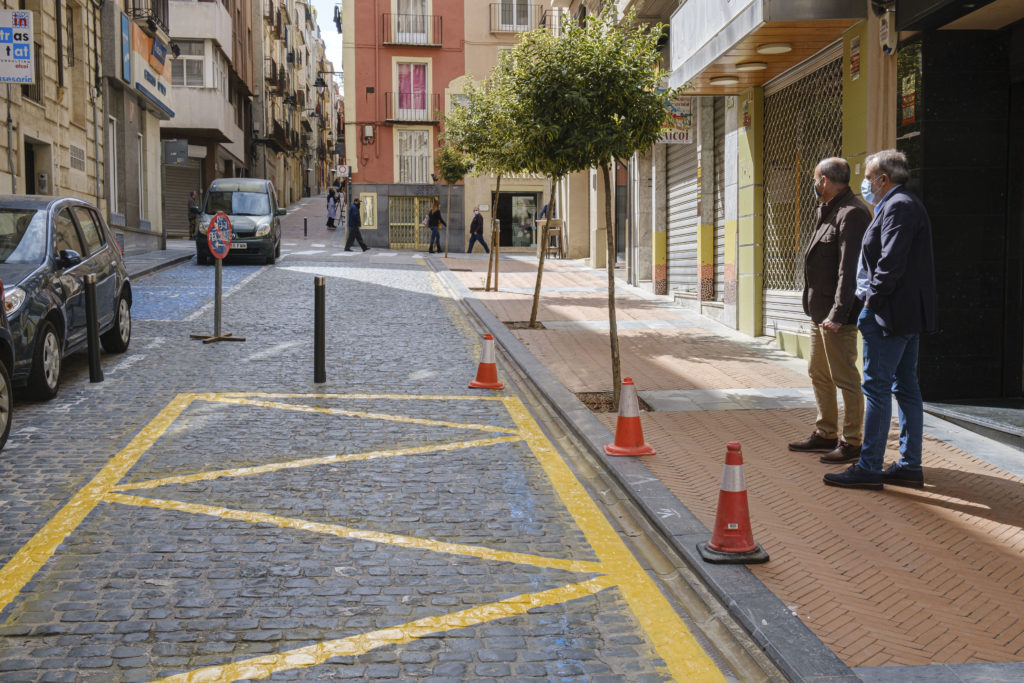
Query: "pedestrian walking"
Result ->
[[788, 158, 871, 464], [326, 189, 338, 230], [426, 200, 446, 254], [188, 191, 202, 239], [467, 209, 489, 254], [345, 198, 369, 252], [824, 149, 937, 491]]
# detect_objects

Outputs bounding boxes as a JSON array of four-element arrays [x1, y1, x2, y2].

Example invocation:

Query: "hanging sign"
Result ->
[[660, 95, 694, 144], [0, 10, 34, 84]]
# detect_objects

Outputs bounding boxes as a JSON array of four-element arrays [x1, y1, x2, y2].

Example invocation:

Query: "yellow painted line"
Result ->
[[152, 576, 614, 683], [105, 493, 604, 575], [205, 395, 518, 435], [427, 270, 482, 355], [211, 392, 507, 402], [112, 435, 522, 492], [502, 396, 725, 682], [0, 394, 196, 615]]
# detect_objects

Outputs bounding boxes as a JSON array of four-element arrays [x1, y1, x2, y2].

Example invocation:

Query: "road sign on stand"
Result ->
[[191, 212, 245, 344]]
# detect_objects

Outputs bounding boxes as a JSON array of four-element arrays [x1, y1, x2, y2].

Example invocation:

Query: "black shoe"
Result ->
[[881, 463, 924, 488], [788, 431, 839, 453], [819, 441, 861, 464], [362, 247, 369, 252], [344, 248, 353, 252], [823, 464, 883, 490]]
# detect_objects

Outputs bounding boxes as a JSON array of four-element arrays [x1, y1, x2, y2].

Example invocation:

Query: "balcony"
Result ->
[[128, 0, 169, 36], [489, 4, 541, 33], [382, 13, 442, 46], [384, 92, 442, 123], [539, 9, 566, 34], [397, 154, 431, 184]]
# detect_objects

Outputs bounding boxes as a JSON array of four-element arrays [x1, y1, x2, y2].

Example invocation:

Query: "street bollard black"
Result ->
[[84, 273, 103, 383], [304, 217, 308, 238], [314, 276, 326, 384]]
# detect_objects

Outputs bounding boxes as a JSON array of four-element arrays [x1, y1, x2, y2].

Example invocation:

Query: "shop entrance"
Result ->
[[493, 192, 539, 248]]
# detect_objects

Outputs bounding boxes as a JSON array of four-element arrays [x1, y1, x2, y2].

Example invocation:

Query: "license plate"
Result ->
[[232, 241, 247, 250]]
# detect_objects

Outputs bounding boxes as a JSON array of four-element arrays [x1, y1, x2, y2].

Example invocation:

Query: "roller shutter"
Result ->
[[713, 96, 726, 302], [665, 142, 699, 294], [162, 160, 202, 239]]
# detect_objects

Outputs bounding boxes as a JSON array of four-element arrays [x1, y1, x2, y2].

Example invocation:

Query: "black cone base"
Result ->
[[697, 541, 770, 564]]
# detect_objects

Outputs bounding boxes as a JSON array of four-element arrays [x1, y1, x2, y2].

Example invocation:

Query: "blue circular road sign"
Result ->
[[207, 212, 232, 259]]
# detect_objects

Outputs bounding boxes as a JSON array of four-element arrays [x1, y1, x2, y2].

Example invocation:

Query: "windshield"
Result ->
[[0, 209, 47, 264], [205, 191, 271, 217]]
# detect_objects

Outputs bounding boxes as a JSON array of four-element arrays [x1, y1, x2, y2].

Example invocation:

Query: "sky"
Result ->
[[309, 0, 344, 76]]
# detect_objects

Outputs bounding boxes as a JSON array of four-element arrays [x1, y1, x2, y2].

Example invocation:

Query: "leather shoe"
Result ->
[[788, 431, 838, 453], [823, 464, 883, 490], [819, 441, 861, 464], [344, 248, 353, 252], [881, 463, 924, 488]]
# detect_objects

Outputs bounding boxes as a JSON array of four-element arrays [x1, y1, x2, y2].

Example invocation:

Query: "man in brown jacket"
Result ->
[[789, 157, 872, 463]]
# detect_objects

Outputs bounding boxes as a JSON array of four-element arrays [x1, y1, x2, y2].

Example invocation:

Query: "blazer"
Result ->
[[859, 186, 938, 335], [347, 203, 361, 229], [802, 187, 872, 325]]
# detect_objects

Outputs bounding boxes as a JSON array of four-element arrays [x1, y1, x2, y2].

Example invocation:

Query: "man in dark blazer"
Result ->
[[824, 149, 937, 491], [345, 198, 369, 252], [789, 158, 871, 464]]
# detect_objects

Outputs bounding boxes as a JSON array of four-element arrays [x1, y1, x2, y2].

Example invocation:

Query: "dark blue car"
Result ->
[[0, 281, 13, 450], [0, 195, 132, 401]]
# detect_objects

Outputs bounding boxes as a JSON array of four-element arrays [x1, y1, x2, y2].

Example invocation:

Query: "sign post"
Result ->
[[0, 10, 35, 85], [190, 212, 245, 344]]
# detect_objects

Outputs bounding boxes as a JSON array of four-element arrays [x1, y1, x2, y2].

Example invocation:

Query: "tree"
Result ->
[[435, 142, 473, 258], [507, 11, 675, 402]]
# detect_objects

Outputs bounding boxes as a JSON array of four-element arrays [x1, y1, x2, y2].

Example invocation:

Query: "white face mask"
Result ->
[[861, 177, 878, 205]]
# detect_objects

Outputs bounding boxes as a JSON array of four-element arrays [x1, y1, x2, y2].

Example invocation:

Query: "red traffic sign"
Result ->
[[207, 212, 232, 259]]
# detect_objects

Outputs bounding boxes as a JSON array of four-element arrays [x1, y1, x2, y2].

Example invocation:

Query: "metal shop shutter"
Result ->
[[712, 96, 726, 302], [665, 142, 699, 294], [162, 160, 202, 238], [762, 43, 843, 335]]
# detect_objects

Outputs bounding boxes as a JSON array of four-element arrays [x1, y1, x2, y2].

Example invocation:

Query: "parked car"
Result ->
[[0, 195, 132, 401], [0, 281, 13, 450], [195, 178, 284, 265]]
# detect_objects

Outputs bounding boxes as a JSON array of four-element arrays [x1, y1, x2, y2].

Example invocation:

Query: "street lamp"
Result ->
[[314, 71, 344, 91]]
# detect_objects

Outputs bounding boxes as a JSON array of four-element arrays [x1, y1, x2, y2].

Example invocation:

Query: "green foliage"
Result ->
[[435, 143, 473, 185]]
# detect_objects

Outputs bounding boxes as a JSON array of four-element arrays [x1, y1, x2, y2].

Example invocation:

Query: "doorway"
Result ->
[[23, 139, 53, 195], [493, 191, 539, 248]]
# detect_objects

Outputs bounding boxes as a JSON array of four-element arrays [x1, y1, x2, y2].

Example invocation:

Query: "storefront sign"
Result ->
[[0, 10, 33, 84], [660, 95, 694, 144], [131, 23, 174, 119]]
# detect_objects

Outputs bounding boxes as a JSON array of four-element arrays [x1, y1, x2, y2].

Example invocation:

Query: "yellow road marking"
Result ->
[[104, 493, 604, 575], [206, 395, 518, 434], [211, 392, 507, 402], [113, 435, 522, 492], [0, 393, 196, 615], [503, 396, 725, 682], [150, 577, 615, 683]]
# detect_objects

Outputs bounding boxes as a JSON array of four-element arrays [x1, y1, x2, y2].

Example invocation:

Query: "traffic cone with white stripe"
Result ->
[[698, 442, 769, 564], [604, 378, 655, 456], [469, 333, 504, 390]]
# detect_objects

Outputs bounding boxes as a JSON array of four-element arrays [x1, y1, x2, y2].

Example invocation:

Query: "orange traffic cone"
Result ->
[[698, 442, 769, 564], [468, 333, 504, 390], [604, 378, 655, 456]]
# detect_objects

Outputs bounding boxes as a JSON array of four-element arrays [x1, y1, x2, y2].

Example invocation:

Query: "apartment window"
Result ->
[[396, 63, 427, 121], [396, 0, 428, 44], [171, 40, 204, 87], [21, 42, 42, 102], [107, 117, 119, 215], [397, 129, 430, 183], [138, 133, 146, 220], [499, 0, 535, 31]]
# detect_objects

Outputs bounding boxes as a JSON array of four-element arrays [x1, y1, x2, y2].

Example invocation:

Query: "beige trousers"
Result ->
[[808, 324, 864, 446]]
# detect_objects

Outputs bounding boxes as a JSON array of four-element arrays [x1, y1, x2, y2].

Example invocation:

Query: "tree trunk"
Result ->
[[486, 175, 502, 291], [602, 162, 622, 406], [445, 182, 451, 258], [529, 177, 558, 327]]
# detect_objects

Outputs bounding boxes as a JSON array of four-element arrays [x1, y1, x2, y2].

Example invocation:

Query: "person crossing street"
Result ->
[[345, 197, 369, 252]]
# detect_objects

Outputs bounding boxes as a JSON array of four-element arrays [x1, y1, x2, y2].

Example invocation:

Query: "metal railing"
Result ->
[[382, 13, 442, 46], [384, 92, 441, 122], [489, 3, 541, 33], [127, 0, 169, 35], [540, 9, 566, 33], [396, 155, 431, 184]]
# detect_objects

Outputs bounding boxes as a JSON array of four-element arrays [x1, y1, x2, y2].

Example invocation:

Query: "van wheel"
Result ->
[[0, 360, 12, 451], [27, 320, 61, 401]]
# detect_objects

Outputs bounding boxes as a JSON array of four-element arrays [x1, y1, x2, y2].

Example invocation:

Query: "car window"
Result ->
[[55, 209, 85, 257], [0, 209, 47, 264], [71, 207, 105, 255]]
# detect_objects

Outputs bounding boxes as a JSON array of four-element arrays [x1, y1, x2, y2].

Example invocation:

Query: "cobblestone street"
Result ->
[[0, 199, 731, 682]]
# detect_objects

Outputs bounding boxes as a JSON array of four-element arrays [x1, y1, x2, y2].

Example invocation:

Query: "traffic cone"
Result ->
[[468, 333, 504, 390], [698, 442, 769, 564], [604, 378, 655, 456]]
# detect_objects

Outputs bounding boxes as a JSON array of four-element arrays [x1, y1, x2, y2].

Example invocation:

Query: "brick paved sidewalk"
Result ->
[[443, 253, 1024, 671]]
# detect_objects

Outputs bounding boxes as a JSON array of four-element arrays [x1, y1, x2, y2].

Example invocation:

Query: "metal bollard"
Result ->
[[314, 276, 325, 383], [304, 217, 308, 238], [84, 273, 103, 383]]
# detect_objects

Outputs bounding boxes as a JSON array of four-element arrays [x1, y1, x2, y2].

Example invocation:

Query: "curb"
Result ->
[[434, 266, 859, 683], [126, 251, 194, 281]]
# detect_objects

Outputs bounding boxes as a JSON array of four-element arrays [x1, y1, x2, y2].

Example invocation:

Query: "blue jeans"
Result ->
[[428, 226, 441, 252], [467, 234, 489, 253], [855, 307, 923, 474]]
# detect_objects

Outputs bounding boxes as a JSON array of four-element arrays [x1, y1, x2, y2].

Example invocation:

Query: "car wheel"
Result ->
[[101, 291, 131, 353], [27, 320, 61, 401], [0, 361, 12, 452], [275, 241, 281, 258]]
